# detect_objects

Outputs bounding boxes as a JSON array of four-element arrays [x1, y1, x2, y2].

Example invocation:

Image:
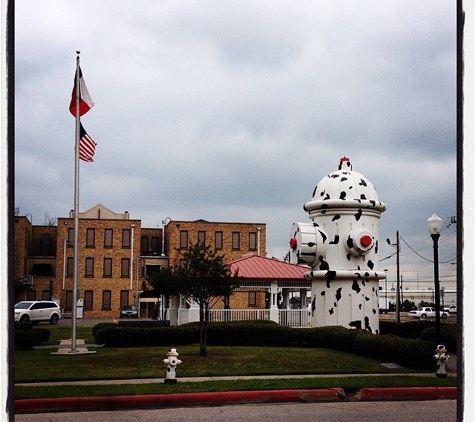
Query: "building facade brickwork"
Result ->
[[14, 205, 267, 319]]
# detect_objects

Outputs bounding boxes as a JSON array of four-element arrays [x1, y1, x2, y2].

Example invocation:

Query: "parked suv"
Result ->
[[14, 300, 61, 325]]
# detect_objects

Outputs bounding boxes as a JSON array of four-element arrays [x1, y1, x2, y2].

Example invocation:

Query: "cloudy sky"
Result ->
[[15, 0, 457, 289]]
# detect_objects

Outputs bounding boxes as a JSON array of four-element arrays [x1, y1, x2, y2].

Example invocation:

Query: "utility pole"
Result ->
[[396, 231, 401, 323]]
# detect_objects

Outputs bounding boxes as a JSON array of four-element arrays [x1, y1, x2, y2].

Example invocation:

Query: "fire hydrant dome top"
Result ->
[[304, 157, 386, 214]]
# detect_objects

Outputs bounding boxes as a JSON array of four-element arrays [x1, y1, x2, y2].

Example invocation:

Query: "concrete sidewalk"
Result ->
[[15, 371, 453, 387]]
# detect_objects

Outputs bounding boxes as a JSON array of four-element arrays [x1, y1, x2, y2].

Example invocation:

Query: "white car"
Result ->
[[443, 305, 457, 313], [409, 307, 448, 319], [14, 300, 61, 325]]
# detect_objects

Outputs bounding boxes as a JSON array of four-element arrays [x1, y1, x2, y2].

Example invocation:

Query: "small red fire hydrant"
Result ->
[[163, 348, 182, 384], [433, 344, 450, 378]]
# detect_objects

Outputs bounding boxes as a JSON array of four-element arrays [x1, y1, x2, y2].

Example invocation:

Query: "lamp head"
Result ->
[[427, 214, 443, 235]]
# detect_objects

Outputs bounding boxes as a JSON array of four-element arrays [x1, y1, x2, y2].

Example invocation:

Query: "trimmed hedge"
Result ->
[[14, 328, 51, 350], [380, 320, 457, 353], [93, 320, 437, 369], [93, 324, 199, 347], [420, 324, 457, 353]]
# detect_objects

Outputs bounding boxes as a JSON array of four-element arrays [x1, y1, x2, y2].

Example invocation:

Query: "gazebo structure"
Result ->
[[204, 254, 312, 327]]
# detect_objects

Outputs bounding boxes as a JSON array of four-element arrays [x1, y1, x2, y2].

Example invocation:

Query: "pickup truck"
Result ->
[[409, 307, 448, 319]]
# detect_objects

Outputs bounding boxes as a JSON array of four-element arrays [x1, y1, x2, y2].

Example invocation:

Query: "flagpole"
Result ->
[[71, 51, 81, 353]]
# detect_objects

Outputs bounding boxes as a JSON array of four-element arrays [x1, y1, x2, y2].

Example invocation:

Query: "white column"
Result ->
[[177, 295, 188, 325], [168, 295, 178, 326], [188, 299, 200, 323], [269, 281, 279, 323]]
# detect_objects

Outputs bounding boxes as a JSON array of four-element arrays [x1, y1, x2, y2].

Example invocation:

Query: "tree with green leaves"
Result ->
[[178, 242, 240, 356], [147, 267, 181, 320], [14, 277, 29, 302]]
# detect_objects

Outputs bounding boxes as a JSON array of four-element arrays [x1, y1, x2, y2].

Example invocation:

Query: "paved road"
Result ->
[[15, 400, 457, 422]]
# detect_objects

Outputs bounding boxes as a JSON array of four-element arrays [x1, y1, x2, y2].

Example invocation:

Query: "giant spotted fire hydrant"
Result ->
[[163, 348, 182, 384], [433, 344, 450, 378], [289, 157, 386, 333]]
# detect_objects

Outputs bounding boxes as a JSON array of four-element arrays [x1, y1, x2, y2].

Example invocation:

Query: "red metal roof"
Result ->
[[227, 254, 309, 281]]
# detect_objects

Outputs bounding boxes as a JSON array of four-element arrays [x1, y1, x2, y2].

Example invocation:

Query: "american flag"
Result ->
[[79, 123, 97, 162]]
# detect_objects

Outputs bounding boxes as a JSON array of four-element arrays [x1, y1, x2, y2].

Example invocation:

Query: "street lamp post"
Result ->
[[161, 217, 171, 257], [384, 269, 388, 311], [428, 213, 443, 344]]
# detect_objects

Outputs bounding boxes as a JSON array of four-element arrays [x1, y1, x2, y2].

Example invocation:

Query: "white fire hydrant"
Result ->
[[433, 344, 450, 378], [163, 348, 182, 384]]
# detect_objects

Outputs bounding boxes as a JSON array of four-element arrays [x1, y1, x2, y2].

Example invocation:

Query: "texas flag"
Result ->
[[69, 67, 94, 117]]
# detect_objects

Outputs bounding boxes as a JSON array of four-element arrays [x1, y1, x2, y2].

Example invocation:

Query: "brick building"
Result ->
[[14, 204, 267, 319]]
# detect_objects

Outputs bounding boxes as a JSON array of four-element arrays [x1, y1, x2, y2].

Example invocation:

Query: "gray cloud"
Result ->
[[15, 0, 457, 285]]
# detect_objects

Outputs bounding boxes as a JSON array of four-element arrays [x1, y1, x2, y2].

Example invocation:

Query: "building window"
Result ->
[[215, 231, 223, 250], [141, 236, 149, 255], [122, 229, 131, 248], [151, 237, 160, 255], [103, 258, 112, 277], [198, 231, 206, 246], [86, 228, 95, 247], [68, 228, 75, 246], [41, 234, 51, 255], [121, 258, 130, 277], [248, 291, 257, 307], [32, 263, 53, 276], [85, 258, 94, 277], [102, 290, 112, 310], [180, 230, 189, 249], [232, 232, 240, 250], [67, 257, 74, 277], [249, 232, 257, 251], [65, 290, 73, 311], [26, 290, 36, 301], [84, 290, 93, 310], [41, 290, 51, 301], [104, 229, 113, 248], [120, 290, 129, 307]]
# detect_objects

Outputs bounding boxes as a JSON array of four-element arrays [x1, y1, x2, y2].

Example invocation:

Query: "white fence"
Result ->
[[206, 308, 310, 327], [279, 309, 310, 327], [208, 309, 270, 323]]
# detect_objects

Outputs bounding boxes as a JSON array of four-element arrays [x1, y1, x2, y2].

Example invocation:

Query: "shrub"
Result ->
[[207, 321, 294, 347], [34, 328, 51, 342], [380, 320, 436, 338], [329, 327, 362, 353], [94, 324, 200, 347], [92, 322, 117, 339], [91, 320, 443, 369], [354, 330, 384, 359], [14, 330, 44, 350], [420, 324, 457, 353], [303, 326, 339, 348]]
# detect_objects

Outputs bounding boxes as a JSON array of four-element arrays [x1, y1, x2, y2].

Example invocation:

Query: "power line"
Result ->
[[400, 235, 456, 264]]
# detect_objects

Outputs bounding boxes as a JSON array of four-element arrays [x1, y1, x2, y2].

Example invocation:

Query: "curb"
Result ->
[[15, 388, 345, 414], [15, 387, 458, 414], [357, 387, 457, 401]]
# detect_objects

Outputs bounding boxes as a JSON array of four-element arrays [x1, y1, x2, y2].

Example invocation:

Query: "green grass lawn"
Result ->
[[15, 376, 457, 400], [14, 324, 457, 400], [16, 345, 421, 383]]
